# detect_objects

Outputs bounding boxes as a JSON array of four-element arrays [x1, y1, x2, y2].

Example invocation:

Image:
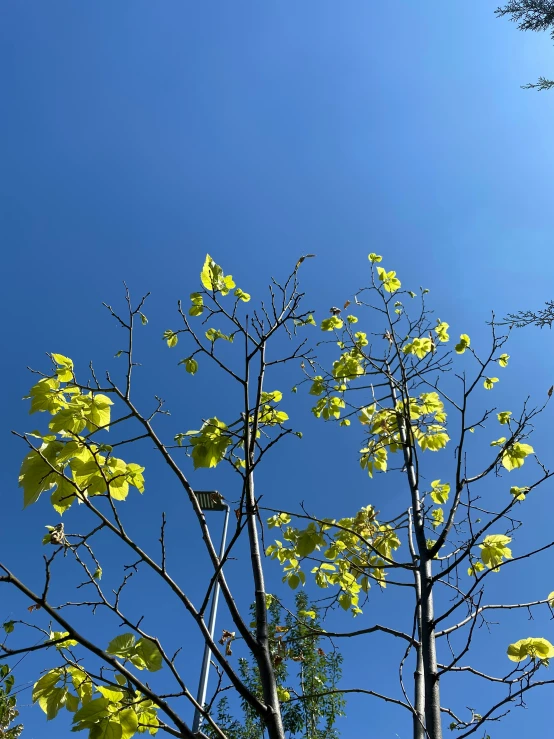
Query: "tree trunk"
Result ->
[[413, 600, 426, 739], [244, 349, 286, 739], [419, 558, 442, 739]]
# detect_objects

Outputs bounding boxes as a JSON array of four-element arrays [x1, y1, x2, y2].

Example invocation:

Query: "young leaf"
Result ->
[[430, 480, 450, 505], [320, 316, 344, 332], [234, 287, 251, 302], [434, 320, 449, 342], [483, 377, 499, 390], [502, 442, 534, 471], [454, 334, 470, 354], [507, 637, 554, 662], [510, 486, 529, 501], [376, 267, 401, 293], [162, 330, 178, 348]]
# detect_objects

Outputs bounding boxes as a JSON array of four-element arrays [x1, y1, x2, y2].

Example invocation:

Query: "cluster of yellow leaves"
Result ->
[[507, 637, 554, 663], [468, 535, 513, 577], [20, 360, 145, 514], [357, 392, 449, 477], [177, 391, 289, 469], [267, 506, 400, 615], [33, 655, 160, 738], [164, 254, 250, 360], [200, 253, 250, 302]]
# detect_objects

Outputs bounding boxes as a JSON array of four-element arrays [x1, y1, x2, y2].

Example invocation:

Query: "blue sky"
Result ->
[[2, 2, 554, 737]]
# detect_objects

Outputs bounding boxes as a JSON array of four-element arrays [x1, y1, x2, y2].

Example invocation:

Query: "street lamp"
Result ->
[[192, 491, 230, 734]]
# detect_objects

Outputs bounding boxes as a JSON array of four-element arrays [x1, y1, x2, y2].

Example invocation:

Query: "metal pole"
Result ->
[[192, 505, 230, 734]]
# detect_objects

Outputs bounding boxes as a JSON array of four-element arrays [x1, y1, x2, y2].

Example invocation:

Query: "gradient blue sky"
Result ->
[[2, 2, 554, 738]]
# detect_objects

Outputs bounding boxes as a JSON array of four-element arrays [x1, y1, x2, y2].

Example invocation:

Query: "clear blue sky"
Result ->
[[2, 2, 554, 738]]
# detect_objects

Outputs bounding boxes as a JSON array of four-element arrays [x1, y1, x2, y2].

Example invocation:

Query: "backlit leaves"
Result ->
[[415, 425, 450, 452], [312, 397, 345, 421], [33, 665, 159, 738], [483, 377, 499, 390], [48, 631, 78, 650], [179, 357, 198, 375], [162, 330, 178, 348], [502, 442, 534, 471], [185, 418, 232, 469], [332, 352, 364, 380], [510, 486, 529, 501], [20, 441, 64, 508], [106, 634, 163, 672], [430, 480, 450, 505], [234, 288, 251, 302], [455, 334, 470, 354], [376, 267, 401, 293], [51, 354, 74, 383], [498, 353, 510, 368], [434, 321, 449, 342], [294, 314, 316, 328], [200, 254, 235, 295], [21, 368, 145, 511], [507, 637, 554, 662], [479, 535, 512, 572], [403, 337, 433, 359], [320, 316, 344, 332], [189, 292, 204, 317], [205, 328, 233, 343], [267, 506, 400, 615]]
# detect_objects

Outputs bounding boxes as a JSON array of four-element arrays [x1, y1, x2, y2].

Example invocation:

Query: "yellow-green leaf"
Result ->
[[180, 357, 198, 375], [163, 330, 178, 348], [502, 442, 534, 471], [483, 377, 499, 390], [430, 480, 450, 505], [434, 321, 449, 343], [321, 316, 344, 332], [403, 337, 433, 359], [479, 534, 512, 571], [507, 637, 554, 662], [234, 287, 251, 302], [454, 334, 470, 354], [200, 254, 234, 295], [51, 354, 74, 382], [510, 486, 529, 501], [376, 267, 401, 293], [189, 292, 204, 317]]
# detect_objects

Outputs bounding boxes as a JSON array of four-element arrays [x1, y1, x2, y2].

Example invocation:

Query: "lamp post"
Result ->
[[192, 491, 230, 734]]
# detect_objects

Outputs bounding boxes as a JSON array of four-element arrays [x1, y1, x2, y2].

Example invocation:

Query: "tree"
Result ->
[[496, 1, 554, 89], [0, 663, 22, 739], [264, 254, 554, 738], [0, 254, 318, 739], [1, 253, 553, 739], [206, 592, 344, 739]]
